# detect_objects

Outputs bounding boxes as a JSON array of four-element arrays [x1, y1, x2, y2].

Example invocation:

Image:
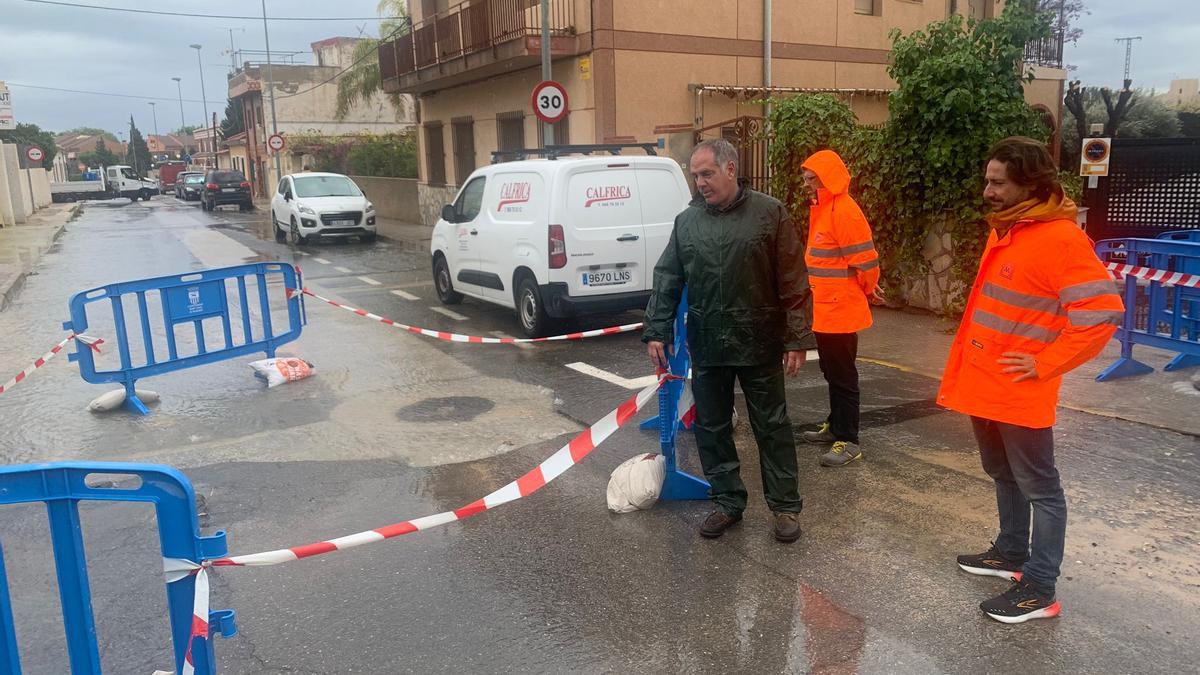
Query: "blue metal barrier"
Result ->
[[1094, 238, 1200, 380], [0, 462, 235, 674], [638, 287, 711, 500], [65, 262, 306, 414], [1157, 230, 1200, 274]]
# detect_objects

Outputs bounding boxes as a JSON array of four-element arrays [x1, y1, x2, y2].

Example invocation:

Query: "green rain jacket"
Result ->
[[643, 184, 815, 366]]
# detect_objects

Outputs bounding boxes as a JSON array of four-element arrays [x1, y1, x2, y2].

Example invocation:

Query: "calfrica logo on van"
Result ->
[[585, 185, 633, 208], [497, 182, 532, 211]]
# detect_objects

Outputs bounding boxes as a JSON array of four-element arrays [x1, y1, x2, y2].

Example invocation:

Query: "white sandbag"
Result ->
[[606, 453, 665, 513], [249, 357, 315, 388], [88, 388, 160, 413]]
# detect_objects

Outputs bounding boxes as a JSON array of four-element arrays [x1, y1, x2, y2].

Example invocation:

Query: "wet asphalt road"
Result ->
[[1, 197, 1198, 674]]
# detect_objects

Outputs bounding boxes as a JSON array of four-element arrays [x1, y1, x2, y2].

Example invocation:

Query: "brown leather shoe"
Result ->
[[773, 512, 802, 543], [699, 510, 742, 538]]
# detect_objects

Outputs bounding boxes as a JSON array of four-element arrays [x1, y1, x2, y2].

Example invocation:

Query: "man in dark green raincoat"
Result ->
[[644, 138, 815, 543]]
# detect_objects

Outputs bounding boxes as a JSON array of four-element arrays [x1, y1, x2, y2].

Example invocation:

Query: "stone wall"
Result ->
[[903, 216, 965, 314], [417, 183, 459, 227]]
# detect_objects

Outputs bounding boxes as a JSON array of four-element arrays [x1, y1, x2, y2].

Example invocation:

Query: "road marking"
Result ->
[[565, 362, 660, 390], [313, 257, 331, 264], [491, 331, 533, 350], [335, 266, 354, 273], [292, 251, 309, 256], [357, 276, 382, 286], [391, 289, 420, 300], [430, 306, 468, 321]]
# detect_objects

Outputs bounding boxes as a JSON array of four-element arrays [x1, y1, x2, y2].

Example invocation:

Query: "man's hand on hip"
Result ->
[[783, 350, 806, 376], [647, 340, 672, 370]]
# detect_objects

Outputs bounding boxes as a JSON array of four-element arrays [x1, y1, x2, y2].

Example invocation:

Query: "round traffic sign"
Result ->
[[26, 146, 44, 162], [1083, 139, 1109, 163], [531, 80, 568, 124], [267, 133, 286, 153]]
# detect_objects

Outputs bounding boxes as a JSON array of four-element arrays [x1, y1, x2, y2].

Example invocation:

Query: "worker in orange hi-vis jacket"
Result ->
[[798, 150, 881, 468], [941, 136, 1124, 625]]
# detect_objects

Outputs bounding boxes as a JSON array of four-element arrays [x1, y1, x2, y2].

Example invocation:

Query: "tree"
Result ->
[[79, 137, 120, 168], [1061, 86, 1181, 161], [172, 125, 200, 136], [219, 97, 244, 140], [0, 122, 58, 167], [1037, 0, 1087, 44], [125, 116, 152, 175], [334, 0, 411, 121], [60, 126, 118, 142]]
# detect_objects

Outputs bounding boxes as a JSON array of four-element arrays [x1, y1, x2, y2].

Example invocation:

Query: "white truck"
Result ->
[[51, 165, 159, 203]]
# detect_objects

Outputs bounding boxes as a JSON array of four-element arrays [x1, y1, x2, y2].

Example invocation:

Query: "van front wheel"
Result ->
[[433, 255, 463, 305], [516, 277, 552, 338]]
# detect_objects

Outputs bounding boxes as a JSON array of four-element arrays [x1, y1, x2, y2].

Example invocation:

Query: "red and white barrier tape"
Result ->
[[288, 287, 643, 344], [1107, 262, 1200, 289], [0, 334, 103, 396], [166, 375, 670, 663]]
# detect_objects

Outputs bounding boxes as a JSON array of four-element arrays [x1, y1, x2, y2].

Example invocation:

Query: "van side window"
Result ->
[[456, 177, 486, 221]]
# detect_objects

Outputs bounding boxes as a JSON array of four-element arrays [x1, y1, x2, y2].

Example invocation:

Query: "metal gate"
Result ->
[[1083, 137, 1200, 240], [693, 116, 771, 196]]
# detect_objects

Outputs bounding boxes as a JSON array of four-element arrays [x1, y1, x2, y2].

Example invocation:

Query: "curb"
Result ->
[[0, 204, 78, 312]]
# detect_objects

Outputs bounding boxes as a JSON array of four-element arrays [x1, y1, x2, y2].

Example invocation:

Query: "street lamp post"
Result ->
[[190, 44, 211, 168], [147, 102, 158, 136], [261, 0, 281, 182], [171, 77, 186, 131]]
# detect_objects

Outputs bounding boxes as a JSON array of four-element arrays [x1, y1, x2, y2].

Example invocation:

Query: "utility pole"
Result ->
[[1115, 36, 1142, 82], [189, 45, 210, 169], [540, 0, 552, 147], [261, 0, 281, 182]]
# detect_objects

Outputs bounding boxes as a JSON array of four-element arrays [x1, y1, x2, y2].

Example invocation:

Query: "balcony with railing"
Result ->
[[380, 0, 582, 95], [1024, 31, 1065, 69]]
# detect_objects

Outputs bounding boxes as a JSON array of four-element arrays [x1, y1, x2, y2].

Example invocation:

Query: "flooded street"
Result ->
[[1, 198, 1197, 673]]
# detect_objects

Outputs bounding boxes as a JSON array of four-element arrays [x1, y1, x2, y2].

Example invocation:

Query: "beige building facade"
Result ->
[[383, 0, 1067, 225], [1156, 78, 1200, 108], [228, 36, 417, 198]]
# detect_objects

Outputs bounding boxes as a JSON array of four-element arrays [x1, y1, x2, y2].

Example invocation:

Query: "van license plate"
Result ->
[[582, 269, 631, 287]]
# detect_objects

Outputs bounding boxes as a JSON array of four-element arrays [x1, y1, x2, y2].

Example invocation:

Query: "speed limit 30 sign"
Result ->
[[531, 80, 568, 124]]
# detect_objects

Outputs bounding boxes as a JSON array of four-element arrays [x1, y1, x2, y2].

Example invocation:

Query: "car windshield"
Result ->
[[121, 168, 139, 179], [184, 175, 205, 184], [294, 175, 361, 198]]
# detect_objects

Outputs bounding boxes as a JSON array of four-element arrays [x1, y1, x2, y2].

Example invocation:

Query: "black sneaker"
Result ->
[[980, 578, 1061, 624], [699, 510, 742, 538], [957, 543, 1025, 580]]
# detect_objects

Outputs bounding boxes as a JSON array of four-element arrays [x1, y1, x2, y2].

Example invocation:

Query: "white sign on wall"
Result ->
[[0, 81, 15, 131]]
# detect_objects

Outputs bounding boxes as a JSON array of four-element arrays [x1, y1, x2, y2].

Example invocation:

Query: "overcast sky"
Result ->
[[1, 0, 1196, 137]]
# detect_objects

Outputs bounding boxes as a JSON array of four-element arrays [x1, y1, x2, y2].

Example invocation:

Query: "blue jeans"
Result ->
[[970, 417, 1066, 596]]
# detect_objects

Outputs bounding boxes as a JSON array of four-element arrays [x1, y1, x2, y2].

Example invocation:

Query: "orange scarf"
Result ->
[[986, 185, 1078, 230]]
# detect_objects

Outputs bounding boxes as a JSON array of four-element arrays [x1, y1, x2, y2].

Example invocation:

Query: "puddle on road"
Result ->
[[396, 396, 495, 422]]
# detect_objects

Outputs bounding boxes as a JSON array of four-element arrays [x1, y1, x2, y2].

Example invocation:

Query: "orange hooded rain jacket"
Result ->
[[937, 189, 1124, 428], [801, 150, 879, 334]]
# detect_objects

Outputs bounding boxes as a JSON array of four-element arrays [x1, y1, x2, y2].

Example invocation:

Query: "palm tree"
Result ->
[[335, 0, 411, 120]]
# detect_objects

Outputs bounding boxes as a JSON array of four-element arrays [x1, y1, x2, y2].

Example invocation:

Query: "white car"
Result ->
[[270, 172, 377, 244], [431, 151, 691, 337]]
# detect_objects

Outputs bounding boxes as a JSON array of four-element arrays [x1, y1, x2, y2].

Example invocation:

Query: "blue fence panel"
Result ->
[[638, 287, 711, 500], [64, 262, 305, 414], [1094, 238, 1200, 380], [0, 462, 235, 675]]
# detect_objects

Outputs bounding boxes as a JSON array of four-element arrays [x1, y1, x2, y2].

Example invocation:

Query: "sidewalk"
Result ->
[[0, 202, 80, 311], [374, 215, 431, 243], [860, 307, 1200, 437]]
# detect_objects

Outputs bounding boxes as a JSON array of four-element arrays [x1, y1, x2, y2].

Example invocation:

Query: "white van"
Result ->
[[430, 150, 691, 336]]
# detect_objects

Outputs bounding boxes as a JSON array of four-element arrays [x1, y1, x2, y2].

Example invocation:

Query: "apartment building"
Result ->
[[380, 0, 1066, 225], [228, 36, 417, 198]]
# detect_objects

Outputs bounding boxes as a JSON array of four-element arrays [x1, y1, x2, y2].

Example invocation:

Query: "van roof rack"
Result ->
[[490, 141, 663, 163]]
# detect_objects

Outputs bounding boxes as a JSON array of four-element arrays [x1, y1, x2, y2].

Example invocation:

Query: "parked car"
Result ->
[[430, 151, 690, 337], [178, 173, 206, 201], [174, 171, 204, 199], [270, 172, 377, 244], [201, 170, 253, 212]]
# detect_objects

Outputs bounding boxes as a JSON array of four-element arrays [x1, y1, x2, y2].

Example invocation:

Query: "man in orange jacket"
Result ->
[[799, 150, 880, 467], [940, 137, 1123, 623]]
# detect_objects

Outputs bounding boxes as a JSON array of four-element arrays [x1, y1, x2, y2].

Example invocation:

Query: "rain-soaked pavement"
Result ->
[[1, 197, 1197, 674]]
